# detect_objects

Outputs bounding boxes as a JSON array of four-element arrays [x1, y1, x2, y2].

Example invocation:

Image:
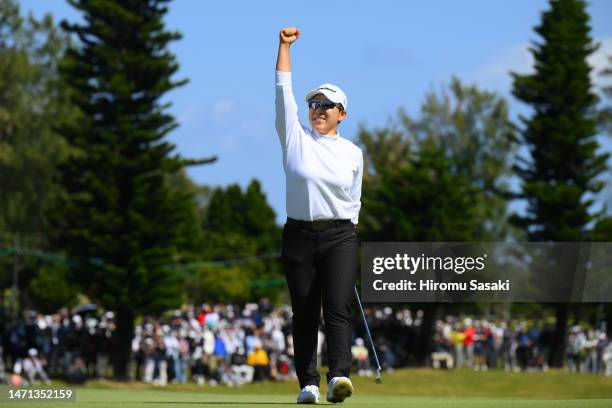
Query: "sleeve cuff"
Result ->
[[275, 70, 292, 86]]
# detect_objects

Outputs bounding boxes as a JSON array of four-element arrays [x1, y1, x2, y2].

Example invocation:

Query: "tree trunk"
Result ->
[[605, 303, 612, 336], [112, 308, 134, 381], [548, 302, 569, 368], [415, 303, 438, 366]]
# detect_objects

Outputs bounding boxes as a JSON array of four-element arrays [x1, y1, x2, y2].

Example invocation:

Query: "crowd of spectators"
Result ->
[[430, 317, 612, 375], [1, 302, 611, 386]]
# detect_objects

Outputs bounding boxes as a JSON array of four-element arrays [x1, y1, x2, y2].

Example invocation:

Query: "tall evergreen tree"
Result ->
[[510, 0, 609, 367], [56, 0, 215, 379], [594, 55, 612, 336]]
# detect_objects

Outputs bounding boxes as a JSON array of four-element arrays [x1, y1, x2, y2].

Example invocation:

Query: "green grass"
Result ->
[[2, 368, 611, 407]]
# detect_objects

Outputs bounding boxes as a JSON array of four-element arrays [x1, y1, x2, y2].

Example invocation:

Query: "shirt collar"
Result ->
[[313, 130, 340, 141]]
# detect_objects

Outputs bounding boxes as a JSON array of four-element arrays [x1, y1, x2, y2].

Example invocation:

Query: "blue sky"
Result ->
[[21, 0, 612, 223]]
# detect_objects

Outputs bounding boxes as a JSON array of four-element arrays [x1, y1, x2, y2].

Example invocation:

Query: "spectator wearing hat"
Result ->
[[21, 348, 51, 385]]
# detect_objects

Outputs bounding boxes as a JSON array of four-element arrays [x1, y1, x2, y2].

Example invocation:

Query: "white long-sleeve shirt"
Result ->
[[275, 70, 363, 224]]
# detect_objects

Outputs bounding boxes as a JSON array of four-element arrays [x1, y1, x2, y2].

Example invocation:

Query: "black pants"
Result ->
[[281, 219, 359, 388]]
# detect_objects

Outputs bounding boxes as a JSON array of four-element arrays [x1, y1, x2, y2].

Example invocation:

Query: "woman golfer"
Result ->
[[275, 26, 363, 404]]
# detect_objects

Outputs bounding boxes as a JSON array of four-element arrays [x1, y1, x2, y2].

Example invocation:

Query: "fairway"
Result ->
[[2, 369, 611, 407]]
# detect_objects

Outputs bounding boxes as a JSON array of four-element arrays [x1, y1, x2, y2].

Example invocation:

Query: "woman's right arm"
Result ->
[[275, 27, 301, 153], [276, 27, 299, 72]]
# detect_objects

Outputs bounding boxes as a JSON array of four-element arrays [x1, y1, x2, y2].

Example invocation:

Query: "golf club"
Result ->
[[354, 286, 382, 383]]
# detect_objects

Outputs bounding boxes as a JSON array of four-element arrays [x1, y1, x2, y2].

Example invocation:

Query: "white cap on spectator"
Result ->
[[37, 318, 48, 330]]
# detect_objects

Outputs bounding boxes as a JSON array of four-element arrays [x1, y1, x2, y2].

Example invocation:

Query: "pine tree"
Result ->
[[56, 0, 215, 379], [510, 0, 609, 367]]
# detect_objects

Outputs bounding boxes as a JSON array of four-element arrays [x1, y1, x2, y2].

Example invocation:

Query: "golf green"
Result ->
[[1, 368, 610, 407]]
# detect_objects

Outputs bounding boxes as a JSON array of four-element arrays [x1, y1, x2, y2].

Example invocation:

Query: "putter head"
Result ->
[[375, 372, 382, 384]]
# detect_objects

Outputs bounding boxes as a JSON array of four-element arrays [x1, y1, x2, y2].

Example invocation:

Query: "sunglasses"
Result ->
[[307, 100, 343, 111]]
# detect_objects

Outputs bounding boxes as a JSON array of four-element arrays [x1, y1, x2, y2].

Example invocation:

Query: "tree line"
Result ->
[[1, 0, 611, 376]]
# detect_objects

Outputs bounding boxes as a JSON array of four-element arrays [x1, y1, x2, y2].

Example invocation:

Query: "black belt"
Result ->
[[286, 217, 352, 231]]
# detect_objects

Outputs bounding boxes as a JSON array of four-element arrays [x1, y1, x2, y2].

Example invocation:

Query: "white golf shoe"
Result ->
[[326, 376, 353, 403], [297, 385, 320, 404]]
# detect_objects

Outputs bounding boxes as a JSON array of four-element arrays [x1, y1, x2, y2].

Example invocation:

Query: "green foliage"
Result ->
[[0, 0, 79, 311], [405, 78, 518, 240], [53, 0, 221, 379], [510, 0, 609, 242], [197, 179, 282, 303], [204, 180, 280, 251], [510, 0, 610, 368], [358, 78, 516, 242], [598, 55, 612, 135], [357, 122, 412, 185], [597, 56, 612, 218], [184, 265, 250, 305], [357, 77, 517, 366], [591, 216, 612, 241], [364, 141, 480, 242], [28, 265, 79, 313], [0, 0, 77, 236], [55, 0, 217, 317], [165, 169, 208, 260]]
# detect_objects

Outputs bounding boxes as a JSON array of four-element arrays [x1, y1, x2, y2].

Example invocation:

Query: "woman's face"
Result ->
[[308, 94, 347, 135]]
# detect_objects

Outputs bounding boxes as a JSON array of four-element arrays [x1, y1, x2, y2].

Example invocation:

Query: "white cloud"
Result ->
[[468, 43, 533, 93], [212, 99, 237, 122], [469, 36, 612, 95], [239, 111, 270, 141], [221, 133, 238, 150], [590, 36, 612, 89], [176, 105, 200, 125]]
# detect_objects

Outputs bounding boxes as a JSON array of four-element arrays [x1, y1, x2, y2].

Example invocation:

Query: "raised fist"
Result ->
[[279, 27, 300, 44]]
